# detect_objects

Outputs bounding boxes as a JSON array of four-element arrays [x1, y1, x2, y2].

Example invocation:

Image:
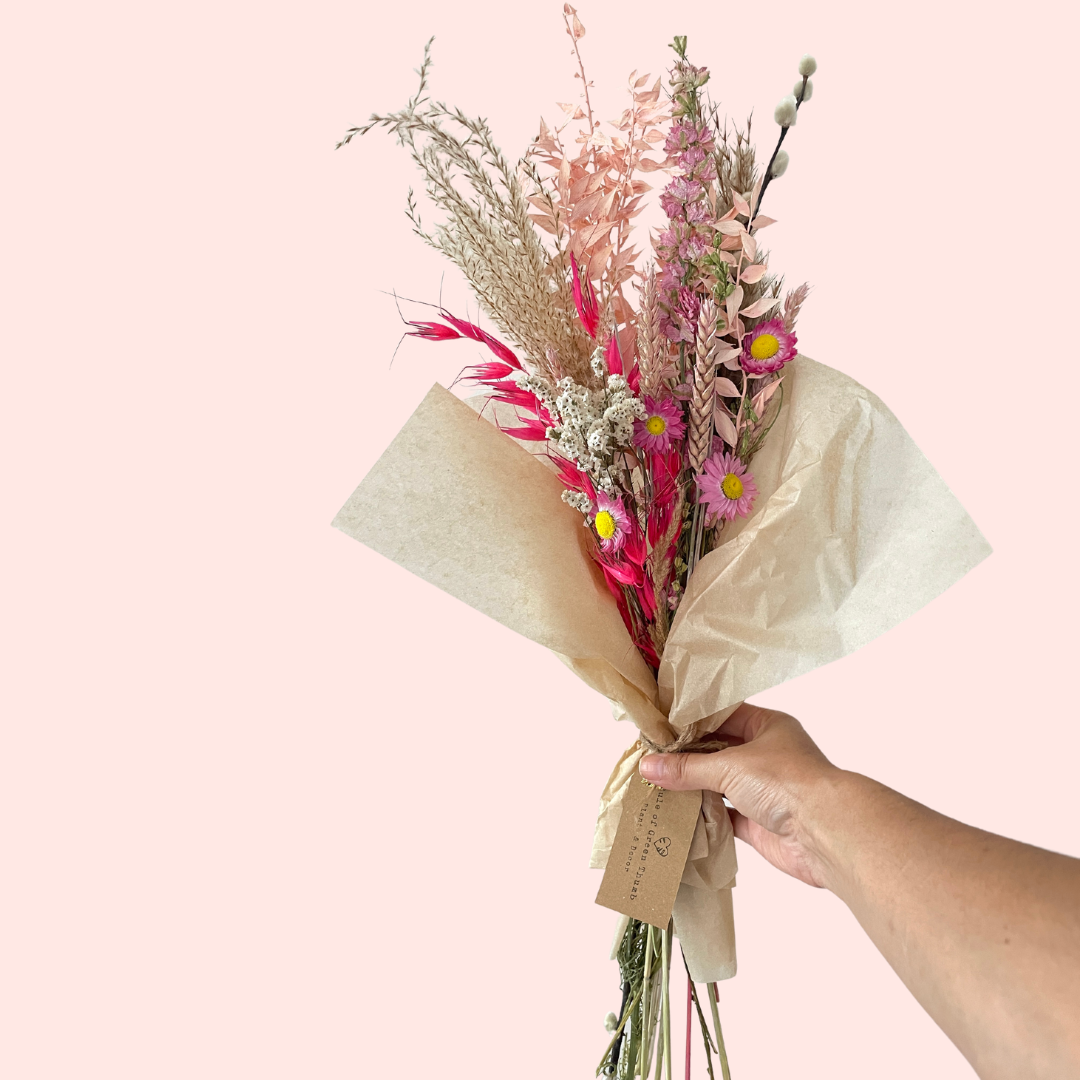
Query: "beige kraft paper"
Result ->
[[332, 356, 991, 982]]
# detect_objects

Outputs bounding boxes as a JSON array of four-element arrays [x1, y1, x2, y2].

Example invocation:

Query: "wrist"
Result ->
[[796, 768, 881, 896]]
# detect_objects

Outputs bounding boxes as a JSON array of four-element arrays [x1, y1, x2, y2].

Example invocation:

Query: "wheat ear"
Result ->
[[687, 300, 718, 473]]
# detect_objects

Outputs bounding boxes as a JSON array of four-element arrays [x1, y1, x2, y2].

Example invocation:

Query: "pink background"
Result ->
[[3, 0, 1078, 1076]]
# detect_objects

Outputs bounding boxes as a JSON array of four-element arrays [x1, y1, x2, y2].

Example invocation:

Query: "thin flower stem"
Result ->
[[709, 983, 732, 1080], [596, 983, 645, 1075], [684, 977, 692, 1080], [662, 925, 673, 1080], [641, 925, 655, 1078], [563, 9, 594, 135]]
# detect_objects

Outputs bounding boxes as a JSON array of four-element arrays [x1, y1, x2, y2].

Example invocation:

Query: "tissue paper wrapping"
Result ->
[[332, 356, 990, 981]]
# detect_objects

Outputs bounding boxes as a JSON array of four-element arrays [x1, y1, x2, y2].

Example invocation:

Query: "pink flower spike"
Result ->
[[570, 253, 600, 338], [592, 492, 631, 553], [696, 450, 758, 523], [406, 319, 460, 342], [740, 317, 797, 376], [633, 396, 686, 454], [605, 332, 623, 376], [438, 311, 521, 368]]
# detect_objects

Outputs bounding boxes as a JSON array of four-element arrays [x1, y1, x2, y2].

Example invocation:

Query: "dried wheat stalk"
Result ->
[[687, 300, 718, 473], [636, 264, 671, 399]]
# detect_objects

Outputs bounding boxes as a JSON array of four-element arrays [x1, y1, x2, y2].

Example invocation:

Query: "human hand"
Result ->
[[639, 704, 841, 888]]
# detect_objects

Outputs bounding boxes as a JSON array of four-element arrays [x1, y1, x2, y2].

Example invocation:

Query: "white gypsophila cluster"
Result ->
[[561, 490, 593, 512], [513, 365, 645, 502]]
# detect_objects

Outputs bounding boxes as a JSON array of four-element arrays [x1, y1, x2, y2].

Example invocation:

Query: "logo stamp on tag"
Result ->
[[595, 779, 702, 929]]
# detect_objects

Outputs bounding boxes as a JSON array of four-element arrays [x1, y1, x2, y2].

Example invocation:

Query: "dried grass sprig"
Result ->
[[337, 39, 591, 382], [782, 282, 810, 331]]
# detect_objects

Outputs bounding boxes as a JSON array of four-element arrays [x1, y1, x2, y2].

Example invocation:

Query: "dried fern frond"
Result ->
[[338, 39, 591, 382]]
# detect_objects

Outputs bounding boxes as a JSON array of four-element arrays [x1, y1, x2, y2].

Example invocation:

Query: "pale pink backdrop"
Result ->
[[3, 0, 1078, 1077]]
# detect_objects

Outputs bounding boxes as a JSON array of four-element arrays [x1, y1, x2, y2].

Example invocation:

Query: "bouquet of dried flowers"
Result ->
[[333, 11, 987, 1077]]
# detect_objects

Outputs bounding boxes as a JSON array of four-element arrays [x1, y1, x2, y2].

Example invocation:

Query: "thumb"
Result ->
[[639, 750, 732, 793]]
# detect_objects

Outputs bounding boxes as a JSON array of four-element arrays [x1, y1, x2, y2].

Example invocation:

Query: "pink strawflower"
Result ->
[[592, 493, 631, 553], [740, 318, 797, 376], [696, 451, 758, 523], [633, 396, 686, 453]]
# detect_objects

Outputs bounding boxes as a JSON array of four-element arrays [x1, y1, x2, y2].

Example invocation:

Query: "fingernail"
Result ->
[[639, 755, 667, 782]]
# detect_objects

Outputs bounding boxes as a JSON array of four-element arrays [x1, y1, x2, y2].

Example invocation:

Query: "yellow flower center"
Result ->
[[595, 510, 617, 539], [646, 415, 667, 436], [721, 472, 744, 500], [750, 333, 780, 361]]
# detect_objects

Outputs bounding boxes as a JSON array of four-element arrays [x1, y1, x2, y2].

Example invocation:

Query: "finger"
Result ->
[[728, 808, 753, 846], [639, 748, 735, 792], [712, 699, 773, 743]]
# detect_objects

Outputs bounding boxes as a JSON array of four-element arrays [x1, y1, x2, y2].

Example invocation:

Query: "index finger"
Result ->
[[717, 702, 774, 743]]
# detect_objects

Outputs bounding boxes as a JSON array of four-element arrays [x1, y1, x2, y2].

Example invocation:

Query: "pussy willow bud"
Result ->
[[774, 95, 798, 127], [604, 1012, 619, 1033], [795, 77, 813, 102], [798, 54, 817, 77], [770, 149, 790, 177]]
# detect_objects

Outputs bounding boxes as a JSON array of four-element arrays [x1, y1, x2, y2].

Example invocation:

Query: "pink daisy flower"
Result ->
[[633, 396, 686, 454], [592, 493, 631, 553], [740, 318, 798, 376], [696, 451, 758, 523]]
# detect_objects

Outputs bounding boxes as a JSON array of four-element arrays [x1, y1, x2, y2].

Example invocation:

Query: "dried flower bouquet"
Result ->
[[333, 11, 989, 1077]]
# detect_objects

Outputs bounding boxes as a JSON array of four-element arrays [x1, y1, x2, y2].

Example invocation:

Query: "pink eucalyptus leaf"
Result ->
[[714, 377, 740, 397], [717, 220, 744, 236], [722, 355, 743, 370], [713, 345, 742, 366], [740, 295, 782, 318], [529, 213, 558, 235], [725, 286, 744, 331], [732, 192, 751, 217], [752, 377, 783, 414], [719, 234, 743, 251], [714, 410, 738, 447], [750, 215, 777, 230], [634, 72, 651, 88], [750, 177, 763, 215], [739, 262, 767, 283], [741, 231, 757, 260]]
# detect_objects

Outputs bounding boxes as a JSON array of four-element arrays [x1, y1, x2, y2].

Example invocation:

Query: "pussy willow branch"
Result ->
[[752, 73, 809, 225]]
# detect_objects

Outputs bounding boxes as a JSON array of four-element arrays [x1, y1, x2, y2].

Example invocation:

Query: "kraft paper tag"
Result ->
[[595, 780, 702, 928]]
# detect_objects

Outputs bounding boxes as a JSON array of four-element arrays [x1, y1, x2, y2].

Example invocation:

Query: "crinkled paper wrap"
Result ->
[[332, 356, 990, 982]]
